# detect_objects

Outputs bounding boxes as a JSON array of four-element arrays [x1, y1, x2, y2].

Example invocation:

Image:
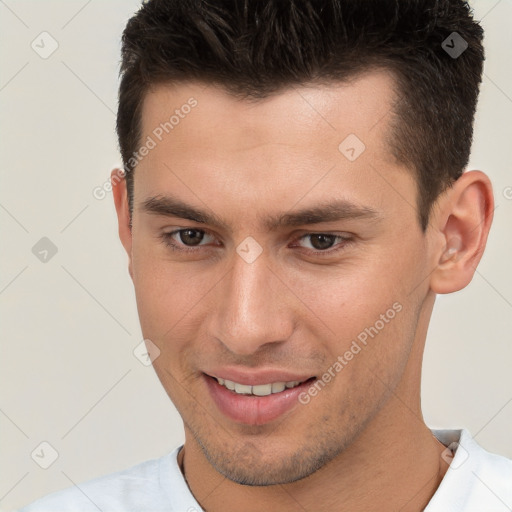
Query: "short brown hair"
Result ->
[[116, 0, 484, 230]]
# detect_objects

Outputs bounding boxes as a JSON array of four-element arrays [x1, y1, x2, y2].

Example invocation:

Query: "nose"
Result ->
[[211, 250, 295, 356]]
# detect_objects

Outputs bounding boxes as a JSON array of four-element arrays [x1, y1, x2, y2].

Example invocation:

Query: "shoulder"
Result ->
[[17, 449, 179, 512], [427, 428, 512, 511]]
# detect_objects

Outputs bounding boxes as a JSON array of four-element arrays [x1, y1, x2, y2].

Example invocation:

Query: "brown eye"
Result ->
[[294, 232, 353, 256], [308, 234, 337, 250], [178, 229, 205, 246], [160, 228, 216, 252]]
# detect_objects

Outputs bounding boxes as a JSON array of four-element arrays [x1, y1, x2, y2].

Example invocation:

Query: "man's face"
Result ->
[[126, 71, 435, 484]]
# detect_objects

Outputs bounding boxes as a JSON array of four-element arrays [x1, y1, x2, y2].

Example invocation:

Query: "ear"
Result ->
[[111, 168, 134, 281], [429, 170, 494, 294]]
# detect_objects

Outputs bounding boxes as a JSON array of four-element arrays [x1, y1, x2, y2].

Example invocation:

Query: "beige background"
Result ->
[[1, 1, 511, 510]]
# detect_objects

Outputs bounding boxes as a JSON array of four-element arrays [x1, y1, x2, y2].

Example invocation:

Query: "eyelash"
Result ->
[[159, 228, 353, 257]]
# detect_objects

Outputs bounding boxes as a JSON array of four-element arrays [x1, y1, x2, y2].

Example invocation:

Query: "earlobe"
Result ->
[[111, 168, 134, 279], [430, 170, 494, 294]]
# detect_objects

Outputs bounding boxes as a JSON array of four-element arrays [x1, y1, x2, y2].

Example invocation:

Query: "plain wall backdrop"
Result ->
[[1, 0, 511, 510]]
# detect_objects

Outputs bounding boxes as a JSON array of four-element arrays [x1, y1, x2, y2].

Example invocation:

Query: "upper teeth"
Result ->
[[216, 377, 304, 396]]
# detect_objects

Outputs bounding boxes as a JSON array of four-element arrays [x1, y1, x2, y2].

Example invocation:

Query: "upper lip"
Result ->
[[205, 367, 315, 386]]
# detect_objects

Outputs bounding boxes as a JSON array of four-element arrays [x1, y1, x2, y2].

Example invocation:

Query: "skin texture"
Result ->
[[112, 71, 493, 511]]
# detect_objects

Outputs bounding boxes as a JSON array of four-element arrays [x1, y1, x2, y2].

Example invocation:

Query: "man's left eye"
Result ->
[[299, 233, 339, 251], [294, 233, 352, 253]]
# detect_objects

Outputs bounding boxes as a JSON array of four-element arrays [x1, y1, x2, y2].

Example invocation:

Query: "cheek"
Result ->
[[282, 248, 422, 374], [283, 264, 402, 339], [130, 240, 213, 340]]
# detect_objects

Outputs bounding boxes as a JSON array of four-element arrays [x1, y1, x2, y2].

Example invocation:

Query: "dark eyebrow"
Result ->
[[141, 196, 230, 230], [140, 195, 380, 231], [264, 201, 380, 230]]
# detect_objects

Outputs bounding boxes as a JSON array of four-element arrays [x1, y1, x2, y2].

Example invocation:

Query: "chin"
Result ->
[[198, 436, 343, 486]]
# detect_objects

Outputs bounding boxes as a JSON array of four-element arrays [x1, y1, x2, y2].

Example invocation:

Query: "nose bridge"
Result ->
[[213, 251, 292, 355]]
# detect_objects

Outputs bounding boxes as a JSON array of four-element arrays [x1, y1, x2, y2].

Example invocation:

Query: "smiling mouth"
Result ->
[[204, 373, 318, 425], [208, 375, 316, 396]]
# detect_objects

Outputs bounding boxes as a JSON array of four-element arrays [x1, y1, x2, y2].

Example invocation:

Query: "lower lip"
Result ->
[[204, 375, 315, 425]]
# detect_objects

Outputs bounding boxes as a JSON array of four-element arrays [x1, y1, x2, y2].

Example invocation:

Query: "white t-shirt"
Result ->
[[18, 428, 512, 511]]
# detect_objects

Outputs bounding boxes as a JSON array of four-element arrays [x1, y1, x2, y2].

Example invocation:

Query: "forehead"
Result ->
[[134, 71, 414, 229], [140, 70, 398, 154]]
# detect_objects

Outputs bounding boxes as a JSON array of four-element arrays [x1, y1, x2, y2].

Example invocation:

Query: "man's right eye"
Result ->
[[160, 228, 217, 252]]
